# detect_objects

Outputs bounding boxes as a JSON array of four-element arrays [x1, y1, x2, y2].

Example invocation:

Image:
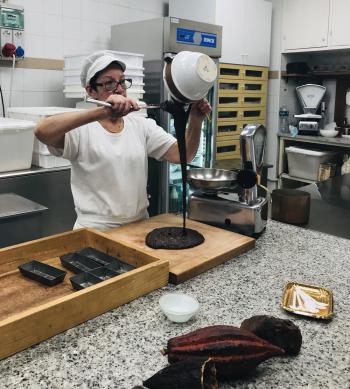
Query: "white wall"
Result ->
[[0, 0, 168, 113]]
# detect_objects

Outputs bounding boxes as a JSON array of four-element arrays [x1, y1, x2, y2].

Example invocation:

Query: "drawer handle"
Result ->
[[217, 145, 237, 153]]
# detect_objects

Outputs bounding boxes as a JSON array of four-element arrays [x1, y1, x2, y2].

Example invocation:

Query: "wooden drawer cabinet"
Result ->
[[243, 66, 268, 80], [217, 107, 266, 122], [218, 79, 267, 95], [219, 64, 245, 79], [217, 107, 239, 121], [239, 107, 266, 121], [215, 63, 268, 163], [242, 80, 267, 94], [219, 64, 268, 81], [218, 93, 266, 108], [217, 119, 266, 138], [217, 121, 242, 138], [216, 138, 241, 160]]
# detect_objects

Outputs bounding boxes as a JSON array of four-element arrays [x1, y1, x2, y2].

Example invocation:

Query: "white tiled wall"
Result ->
[[0, 0, 167, 113]]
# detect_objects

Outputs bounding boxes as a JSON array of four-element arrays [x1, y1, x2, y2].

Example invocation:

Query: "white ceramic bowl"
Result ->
[[320, 129, 339, 138], [170, 51, 217, 102], [159, 293, 200, 323]]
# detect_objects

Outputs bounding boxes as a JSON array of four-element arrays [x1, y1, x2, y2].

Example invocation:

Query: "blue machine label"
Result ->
[[176, 28, 217, 48]]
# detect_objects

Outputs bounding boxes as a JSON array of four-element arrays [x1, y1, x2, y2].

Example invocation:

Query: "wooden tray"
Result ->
[[106, 214, 255, 284], [0, 228, 168, 360]]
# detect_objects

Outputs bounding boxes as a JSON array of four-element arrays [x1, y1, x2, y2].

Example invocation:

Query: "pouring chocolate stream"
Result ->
[[162, 100, 190, 234], [145, 100, 205, 250]]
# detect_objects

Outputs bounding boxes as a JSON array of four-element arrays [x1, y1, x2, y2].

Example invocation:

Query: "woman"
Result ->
[[35, 50, 211, 230]]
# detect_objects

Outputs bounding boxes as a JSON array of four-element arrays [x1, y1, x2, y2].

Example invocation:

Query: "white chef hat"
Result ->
[[80, 50, 126, 87]]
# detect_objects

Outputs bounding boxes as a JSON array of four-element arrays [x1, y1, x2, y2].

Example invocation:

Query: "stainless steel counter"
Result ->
[[0, 165, 75, 247], [0, 165, 70, 180]]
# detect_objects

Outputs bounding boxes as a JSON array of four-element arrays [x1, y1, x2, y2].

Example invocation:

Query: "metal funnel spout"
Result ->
[[239, 124, 267, 203], [240, 124, 266, 175]]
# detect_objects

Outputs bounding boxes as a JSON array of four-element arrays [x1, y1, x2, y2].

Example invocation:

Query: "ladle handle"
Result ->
[[85, 98, 112, 108], [85, 98, 161, 110]]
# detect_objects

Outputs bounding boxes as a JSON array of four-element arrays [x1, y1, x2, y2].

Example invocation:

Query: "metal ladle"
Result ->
[[85, 97, 211, 122]]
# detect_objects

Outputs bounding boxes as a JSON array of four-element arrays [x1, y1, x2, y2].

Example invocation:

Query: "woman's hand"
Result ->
[[102, 95, 140, 119], [189, 99, 212, 122]]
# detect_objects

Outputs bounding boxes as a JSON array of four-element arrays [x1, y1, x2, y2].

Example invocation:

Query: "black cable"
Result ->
[[0, 85, 5, 117]]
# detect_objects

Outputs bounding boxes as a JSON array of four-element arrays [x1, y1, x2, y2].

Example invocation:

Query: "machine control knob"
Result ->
[[15, 46, 25, 58], [2, 43, 16, 57], [237, 169, 257, 189]]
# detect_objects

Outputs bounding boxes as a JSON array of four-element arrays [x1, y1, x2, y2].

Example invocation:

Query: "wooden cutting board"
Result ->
[[105, 214, 255, 284]]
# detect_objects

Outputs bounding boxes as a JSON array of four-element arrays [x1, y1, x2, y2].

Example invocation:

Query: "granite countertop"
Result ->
[[1, 221, 349, 388]]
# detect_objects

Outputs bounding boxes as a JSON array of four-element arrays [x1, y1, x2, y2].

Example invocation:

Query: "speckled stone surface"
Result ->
[[1, 221, 349, 388]]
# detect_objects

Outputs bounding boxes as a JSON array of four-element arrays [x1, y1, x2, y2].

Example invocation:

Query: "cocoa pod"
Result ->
[[162, 325, 285, 380], [143, 358, 218, 389], [240, 315, 302, 355]]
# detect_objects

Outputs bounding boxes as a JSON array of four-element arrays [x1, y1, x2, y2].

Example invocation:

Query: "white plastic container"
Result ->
[[159, 293, 199, 323], [8, 107, 81, 169], [32, 152, 71, 168], [286, 146, 340, 181], [8, 107, 82, 156], [0, 117, 36, 172]]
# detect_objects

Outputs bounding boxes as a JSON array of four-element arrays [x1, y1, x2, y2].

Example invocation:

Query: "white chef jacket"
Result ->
[[50, 114, 176, 230]]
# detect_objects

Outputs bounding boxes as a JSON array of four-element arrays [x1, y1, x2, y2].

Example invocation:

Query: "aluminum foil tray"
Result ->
[[281, 281, 333, 320]]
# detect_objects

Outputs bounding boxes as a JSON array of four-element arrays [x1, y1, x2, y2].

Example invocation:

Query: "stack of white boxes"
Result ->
[[8, 107, 82, 168], [63, 50, 147, 117]]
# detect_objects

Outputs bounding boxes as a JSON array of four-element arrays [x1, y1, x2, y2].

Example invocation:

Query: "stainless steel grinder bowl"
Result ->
[[187, 168, 237, 190]]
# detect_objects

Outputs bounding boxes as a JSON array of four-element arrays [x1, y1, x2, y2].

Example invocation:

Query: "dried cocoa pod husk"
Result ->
[[142, 358, 218, 389], [240, 315, 302, 355], [162, 325, 284, 380]]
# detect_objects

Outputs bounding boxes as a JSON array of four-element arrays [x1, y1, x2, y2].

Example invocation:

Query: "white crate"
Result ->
[[32, 152, 71, 168], [126, 66, 145, 76], [63, 80, 145, 90], [64, 50, 144, 70], [286, 146, 340, 181], [64, 91, 86, 99], [0, 117, 35, 172], [63, 66, 144, 85], [8, 107, 82, 155], [127, 75, 144, 85], [63, 84, 86, 98], [63, 85, 145, 100]]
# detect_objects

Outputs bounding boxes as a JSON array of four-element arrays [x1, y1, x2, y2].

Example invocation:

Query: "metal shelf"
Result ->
[[280, 173, 318, 185], [281, 70, 350, 78], [277, 132, 350, 146], [0, 165, 70, 180]]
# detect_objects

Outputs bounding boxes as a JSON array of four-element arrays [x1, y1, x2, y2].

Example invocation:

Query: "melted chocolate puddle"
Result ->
[[145, 100, 205, 250]]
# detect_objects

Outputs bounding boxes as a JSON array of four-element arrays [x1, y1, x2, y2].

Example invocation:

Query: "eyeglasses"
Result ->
[[95, 78, 132, 91]]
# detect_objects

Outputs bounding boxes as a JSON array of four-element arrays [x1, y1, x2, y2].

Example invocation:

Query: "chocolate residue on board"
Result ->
[[146, 227, 205, 249]]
